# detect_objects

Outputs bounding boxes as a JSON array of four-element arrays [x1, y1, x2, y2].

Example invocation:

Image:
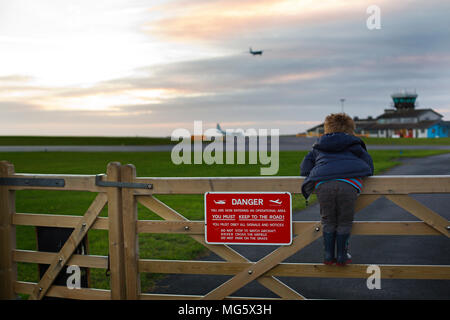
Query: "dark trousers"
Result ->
[[315, 180, 358, 234]]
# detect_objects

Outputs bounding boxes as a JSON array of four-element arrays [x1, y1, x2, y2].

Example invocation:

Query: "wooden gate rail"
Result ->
[[138, 260, 450, 280], [135, 220, 442, 236], [1, 159, 449, 300], [132, 176, 450, 194]]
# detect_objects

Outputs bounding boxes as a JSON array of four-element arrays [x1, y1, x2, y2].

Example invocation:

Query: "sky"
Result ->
[[0, 0, 449, 137]]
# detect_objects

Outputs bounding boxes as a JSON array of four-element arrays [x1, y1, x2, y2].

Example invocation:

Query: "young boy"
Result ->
[[300, 113, 374, 266]]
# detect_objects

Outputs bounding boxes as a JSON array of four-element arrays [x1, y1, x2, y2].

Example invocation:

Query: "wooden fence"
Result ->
[[0, 160, 449, 300]]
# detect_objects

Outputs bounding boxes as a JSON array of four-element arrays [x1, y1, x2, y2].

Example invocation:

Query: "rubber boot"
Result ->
[[336, 233, 352, 266], [323, 232, 336, 265]]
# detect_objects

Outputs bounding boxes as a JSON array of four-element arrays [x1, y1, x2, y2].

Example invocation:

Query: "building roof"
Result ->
[[366, 120, 441, 130], [306, 123, 324, 132], [306, 119, 447, 132], [377, 108, 443, 120]]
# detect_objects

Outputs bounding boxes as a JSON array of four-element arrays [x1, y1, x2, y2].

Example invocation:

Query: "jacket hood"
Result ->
[[313, 132, 365, 152]]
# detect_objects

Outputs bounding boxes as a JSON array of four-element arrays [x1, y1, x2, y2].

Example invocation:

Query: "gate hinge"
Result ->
[[95, 174, 152, 189], [0, 177, 65, 187]]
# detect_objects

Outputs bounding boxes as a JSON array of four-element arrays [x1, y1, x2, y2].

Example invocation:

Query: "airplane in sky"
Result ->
[[249, 47, 263, 56]]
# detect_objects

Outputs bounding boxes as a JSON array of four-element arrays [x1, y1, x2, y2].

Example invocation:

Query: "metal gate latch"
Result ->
[[95, 174, 152, 189]]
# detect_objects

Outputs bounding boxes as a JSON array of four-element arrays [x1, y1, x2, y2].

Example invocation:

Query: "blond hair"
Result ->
[[323, 113, 355, 135]]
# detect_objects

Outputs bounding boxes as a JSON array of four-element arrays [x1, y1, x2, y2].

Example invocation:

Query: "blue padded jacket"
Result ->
[[300, 132, 374, 199]]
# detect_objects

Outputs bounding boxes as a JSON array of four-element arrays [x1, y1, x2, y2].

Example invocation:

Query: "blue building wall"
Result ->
[[427, 123, 449, 138]]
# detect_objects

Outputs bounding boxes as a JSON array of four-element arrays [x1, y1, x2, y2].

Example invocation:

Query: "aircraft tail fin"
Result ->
[[216, 123, 225, 134]]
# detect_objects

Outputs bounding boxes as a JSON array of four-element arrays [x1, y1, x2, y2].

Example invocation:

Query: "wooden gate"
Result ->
[[0, 161, 449, 300], [0, 161, 126, 300]]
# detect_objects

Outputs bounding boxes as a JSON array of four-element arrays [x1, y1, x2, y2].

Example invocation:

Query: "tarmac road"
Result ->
[[151, 152, 450, 300]]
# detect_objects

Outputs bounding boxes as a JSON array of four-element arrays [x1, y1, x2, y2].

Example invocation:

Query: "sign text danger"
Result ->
[[205, 192, 292, 245]]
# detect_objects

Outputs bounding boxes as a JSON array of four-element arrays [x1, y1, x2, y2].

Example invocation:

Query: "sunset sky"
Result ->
[[1, 0, 449, 136]]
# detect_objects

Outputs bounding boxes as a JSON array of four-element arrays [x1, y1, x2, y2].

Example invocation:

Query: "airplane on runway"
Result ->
[[249, 47, 263, 56], [216, 123, 244, 136]]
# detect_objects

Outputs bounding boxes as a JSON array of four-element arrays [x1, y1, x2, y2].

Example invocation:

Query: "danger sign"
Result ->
[[205, 192, 292, 245]]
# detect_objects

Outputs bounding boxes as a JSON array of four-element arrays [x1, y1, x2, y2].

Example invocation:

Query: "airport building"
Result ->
[[306, 92, 450, 138]]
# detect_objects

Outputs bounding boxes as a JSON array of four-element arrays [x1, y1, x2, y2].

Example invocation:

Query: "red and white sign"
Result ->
[[205, 192, 292, 245]]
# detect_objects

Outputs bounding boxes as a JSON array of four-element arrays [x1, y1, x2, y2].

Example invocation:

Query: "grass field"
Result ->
[[1, 149, 448, 295], [0, 136, 175, 146]]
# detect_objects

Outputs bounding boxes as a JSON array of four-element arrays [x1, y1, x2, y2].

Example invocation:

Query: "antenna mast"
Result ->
[[340, 98, 346, 113]]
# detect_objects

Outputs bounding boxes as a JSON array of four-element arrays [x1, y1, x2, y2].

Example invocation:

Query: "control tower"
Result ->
[[391, 90, 418, 110]]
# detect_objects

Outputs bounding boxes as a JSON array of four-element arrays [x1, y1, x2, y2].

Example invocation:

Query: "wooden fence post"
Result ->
[[106, 162, 127, 300], [121, 164, 140, 300], [0, 161, 17, 299]]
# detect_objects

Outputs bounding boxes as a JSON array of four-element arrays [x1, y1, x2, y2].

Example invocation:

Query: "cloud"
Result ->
[[0, 74, 34, 83], [145, 0, 383, 43], [1, 0, 450, 136]]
